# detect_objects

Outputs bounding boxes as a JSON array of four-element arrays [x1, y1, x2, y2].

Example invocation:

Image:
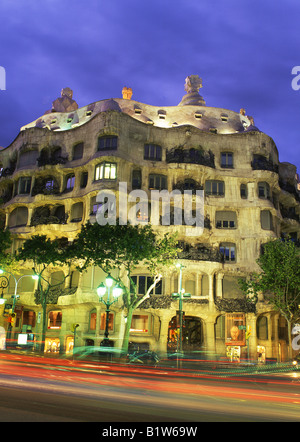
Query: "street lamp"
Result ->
[[0, 269, 39, 340], [172, 263, 191, 359], [96, 274, 123, 347]]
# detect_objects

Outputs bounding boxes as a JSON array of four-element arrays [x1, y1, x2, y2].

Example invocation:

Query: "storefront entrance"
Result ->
[[167, 315, 203, 353]]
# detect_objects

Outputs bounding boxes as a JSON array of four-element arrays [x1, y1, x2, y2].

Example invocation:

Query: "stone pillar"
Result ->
[[216, 273, 224, 298], [247, 313, 257, 360], [205, 319, 216, 353], [158, 315, 170, 355], [95, 304, 102, 346]]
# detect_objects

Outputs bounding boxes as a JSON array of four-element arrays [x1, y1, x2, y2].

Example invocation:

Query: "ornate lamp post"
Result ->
[[0, 269, 39, 342], [96, 274, 123, 347], [172, 263, 191, 362]]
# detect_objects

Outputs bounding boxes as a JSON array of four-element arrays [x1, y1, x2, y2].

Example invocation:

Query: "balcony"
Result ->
[[177, 243, 223, 262], [251, 156, 278, 173], [166, 147, 215, 168]]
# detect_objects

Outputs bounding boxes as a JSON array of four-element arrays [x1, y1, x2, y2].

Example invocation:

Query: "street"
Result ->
[[0, 353, 299, 423]]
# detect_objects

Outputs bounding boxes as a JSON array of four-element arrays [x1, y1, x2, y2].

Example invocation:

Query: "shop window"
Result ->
[[220, 152, 233, 168], [100, 312, 114, 332], [22, 310, 36, 329], [130, 315, 149, 333], [48, 311, 62, 329], [220, 243, 236, 262], [144, 144, 162, 161], [95, 162, 117, 180], [44, 337, 60, 353], [97, 135, 118, 151], [205, 180, 225, 196], [215, 211, 237, 229], [149, 174, 167, 190]]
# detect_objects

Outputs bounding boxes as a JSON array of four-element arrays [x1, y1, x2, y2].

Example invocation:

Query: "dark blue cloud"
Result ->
[[0, 0, 299, 172]]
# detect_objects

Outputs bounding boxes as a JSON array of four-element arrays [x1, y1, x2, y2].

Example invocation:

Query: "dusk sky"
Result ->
[[0, 0, 299, 173]]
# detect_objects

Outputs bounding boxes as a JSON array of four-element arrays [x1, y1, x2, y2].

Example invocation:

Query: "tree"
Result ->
[[0, 228, 18, 272], [16, 235, 75, 352], [74, 221, 178, 352], [240, 239, 300, 358]]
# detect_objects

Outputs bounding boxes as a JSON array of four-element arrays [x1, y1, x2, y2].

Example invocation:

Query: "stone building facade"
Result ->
[[0, 77, 299, 361]]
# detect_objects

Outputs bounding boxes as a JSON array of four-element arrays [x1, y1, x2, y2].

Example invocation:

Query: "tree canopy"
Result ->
[[74, 221, 178, 351]]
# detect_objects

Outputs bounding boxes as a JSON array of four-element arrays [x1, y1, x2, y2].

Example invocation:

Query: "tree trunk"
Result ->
[[121, 306, 134, 354]]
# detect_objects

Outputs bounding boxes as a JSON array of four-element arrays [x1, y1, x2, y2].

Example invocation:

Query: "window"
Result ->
[[48, 311, 62, 329], [240, 183, 248, 199], [22, 310, 36, 329], [215, 211, 237, 229], [222, 276, 244, 298], [80, 172, 88, 188], [130, 276, 162, 295], [90, 196, 102, 215], [221, 152, 233, 168], [100, 313, 114, 331], [130, 315, 149, 333], [97, 135, 118, 151], [71, 202, 83, 222], [18, 150, 39, 168], [215, 315, 225, 339], [8, 206, 28, 228], [205, 180, 225, 196], [45, 178, 55, 192], [17, 176, 31, 194], [260, 210, 273, 230], [89, 311, 97, 331], [65, 174, 75, 191], [257, 316, 268, 340], [220, 243, 236, 262], [132, 169, 142, 189], [70, 270, 79, 288], [72, 142, 84, 160], [144, 144, 162, 161], [258, 182, 270, 199], [50, 271, 65, 289], [149, 174, 167, 190], [95, 162, 117, 180]]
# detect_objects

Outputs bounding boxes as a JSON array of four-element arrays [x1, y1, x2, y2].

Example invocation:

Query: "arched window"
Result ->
[[48, 310, 62, 329]]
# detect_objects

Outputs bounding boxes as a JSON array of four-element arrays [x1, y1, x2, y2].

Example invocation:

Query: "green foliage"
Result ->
[[74, 221, 178, 275], [0, 228, 17, 271], [73, 221, 178, 352], [240, 239, 300, 324]]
